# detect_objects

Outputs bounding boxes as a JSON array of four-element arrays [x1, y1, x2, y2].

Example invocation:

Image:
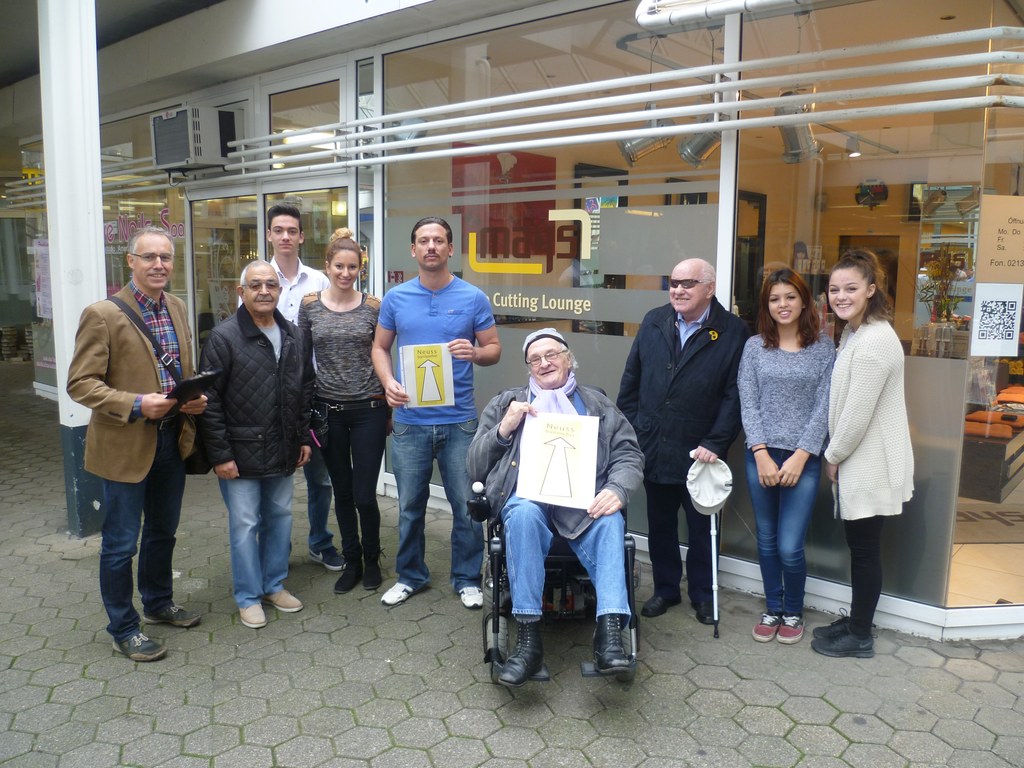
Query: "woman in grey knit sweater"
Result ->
[[298, 232, 388, 595], [738, 269, 834, 645]]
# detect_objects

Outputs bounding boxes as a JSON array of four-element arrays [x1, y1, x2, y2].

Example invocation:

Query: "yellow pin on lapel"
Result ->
[[708, 330, 718, 341]]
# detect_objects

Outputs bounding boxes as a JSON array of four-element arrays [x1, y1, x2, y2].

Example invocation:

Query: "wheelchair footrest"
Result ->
[[580, 658, 637, 679]]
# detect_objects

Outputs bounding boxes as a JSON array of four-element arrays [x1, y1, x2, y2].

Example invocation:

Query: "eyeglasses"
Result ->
[[526, 349, 568, 368], [245, 280, 281, 291], [129, 252, 174, 264], [669, 278, 710, 290]]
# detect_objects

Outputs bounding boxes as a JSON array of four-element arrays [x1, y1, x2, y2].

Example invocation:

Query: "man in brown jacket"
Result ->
[[67, 226, 207, 662]]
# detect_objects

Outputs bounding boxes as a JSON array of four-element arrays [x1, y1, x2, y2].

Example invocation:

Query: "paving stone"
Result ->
[[946, 749, 1015, 767], [685, 716, 748, 748], [267, 688, 323, 718], [427, 735, 491, 768], [445, 707, 502, 739], [991, 734, 1024, 766], [875, 700, 939, 731], [0, 730, 34, 761], [686, 688, 743, 717], [785, 723, 848, 756], [946, 658, 998, 682], [832, 712, 894, 744], [823, 685, 882, 714], [94, 712, 155, 744], [273, 734, 336, 767], [51, 741, 122, 768], [184, 723, 243, 756], [121, 732, 184, 766], [330, 724, 391, 759], [529, 746, 595, 768], [888, 729, 955, 763], [389, 715, 448, 749], [734, 704, 793, 736], [211, 744, 275, 768], [840, 741, 906, 768], [932, 717, 997, 750], [486, 724, 548, 760]]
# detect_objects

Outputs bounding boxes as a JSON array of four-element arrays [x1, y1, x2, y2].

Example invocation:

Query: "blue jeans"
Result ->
[[321, 403, 387, 561], [304, 446, 334, 555], [502, 496, 630, 619], [745, 448, 821, 616], [99, 427, 186, 642], [219, 474, 295, 608], [390, 419, 482, 592]]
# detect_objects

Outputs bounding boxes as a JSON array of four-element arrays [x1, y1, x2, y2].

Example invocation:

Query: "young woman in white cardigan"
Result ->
[[814, 249, 914, 659]]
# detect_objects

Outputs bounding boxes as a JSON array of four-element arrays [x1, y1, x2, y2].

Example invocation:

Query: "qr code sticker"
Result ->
[[978, 300, 1018, 340]]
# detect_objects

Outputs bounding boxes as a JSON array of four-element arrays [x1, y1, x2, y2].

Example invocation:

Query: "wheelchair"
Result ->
[[468, 484, 639, 684]]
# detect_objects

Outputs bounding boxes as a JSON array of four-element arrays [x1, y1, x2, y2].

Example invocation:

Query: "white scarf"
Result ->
[[528, 372, 578, 416]]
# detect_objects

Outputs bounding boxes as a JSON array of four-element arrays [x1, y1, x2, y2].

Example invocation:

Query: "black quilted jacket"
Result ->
[[198, 305, 313, 478]]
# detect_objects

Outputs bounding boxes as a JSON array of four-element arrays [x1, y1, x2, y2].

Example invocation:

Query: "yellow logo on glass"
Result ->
[[467, 209, 591, 275]]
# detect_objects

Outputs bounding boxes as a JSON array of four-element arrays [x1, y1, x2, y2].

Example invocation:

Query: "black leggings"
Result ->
[[843, 516, 885, 638]]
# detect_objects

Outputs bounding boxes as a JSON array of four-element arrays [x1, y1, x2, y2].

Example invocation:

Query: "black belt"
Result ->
[[151, 415, 180, 431], [317, 398, 386, 412]]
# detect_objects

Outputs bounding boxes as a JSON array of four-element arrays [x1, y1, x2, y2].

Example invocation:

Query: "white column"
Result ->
[[38, 0, 107, 535]]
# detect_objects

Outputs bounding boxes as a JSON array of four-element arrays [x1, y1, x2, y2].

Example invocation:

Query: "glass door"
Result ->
[[190, 195, 258, 351], [265, 188, 351, 278]]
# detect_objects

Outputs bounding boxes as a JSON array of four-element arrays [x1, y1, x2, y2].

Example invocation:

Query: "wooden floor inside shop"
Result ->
[[948, 479, 1024, 606]]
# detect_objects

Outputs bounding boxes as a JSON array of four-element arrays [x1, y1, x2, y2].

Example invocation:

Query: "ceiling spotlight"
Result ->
[[956, 186, 980, 216], [386, 118, 427, 154], [922, 188, 947, 217], [846, 136, 862, 158], [617, 103, 674, 166], [775, 94, 821, 164], [678, 126, 722, 168]]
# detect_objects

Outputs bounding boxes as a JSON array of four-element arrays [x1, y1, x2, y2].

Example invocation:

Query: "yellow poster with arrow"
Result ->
[[399, 343, 455, 408]]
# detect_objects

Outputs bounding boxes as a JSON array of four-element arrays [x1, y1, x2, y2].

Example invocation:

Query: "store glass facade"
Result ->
[[379, 0, 1024, 613]]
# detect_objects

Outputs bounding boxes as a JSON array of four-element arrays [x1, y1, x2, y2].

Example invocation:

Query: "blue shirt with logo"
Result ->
[[378, 275, 495, 425]]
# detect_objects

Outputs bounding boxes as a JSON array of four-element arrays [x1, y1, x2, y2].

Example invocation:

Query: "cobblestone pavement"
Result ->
[[1, 360, 1023, 767]]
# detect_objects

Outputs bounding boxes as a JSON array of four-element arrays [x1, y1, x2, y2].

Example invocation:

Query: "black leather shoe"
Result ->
[[692, 601, 715, 625], [640, 595, 681, 618], [593, 614, 631, 673], [333, 562, 363, 594], [499, 620, 544, 688]]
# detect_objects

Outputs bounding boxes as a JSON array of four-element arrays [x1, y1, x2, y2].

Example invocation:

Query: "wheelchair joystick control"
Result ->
[[468, 482, 492, 522]]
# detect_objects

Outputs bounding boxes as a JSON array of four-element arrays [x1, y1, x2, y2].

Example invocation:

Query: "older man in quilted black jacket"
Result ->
[[199, 261, 314, 630]]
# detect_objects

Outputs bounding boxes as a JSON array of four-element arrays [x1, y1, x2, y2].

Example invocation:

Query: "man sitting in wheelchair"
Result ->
[[467, 328, 644, 687]]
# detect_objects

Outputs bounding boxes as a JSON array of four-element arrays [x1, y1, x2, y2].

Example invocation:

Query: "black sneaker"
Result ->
[[812, 613, 850, 641], [113, 631, 166, 662], [810, 625, 874, 658], [143, 605, 201, 628], [309, 547, 344, 572]]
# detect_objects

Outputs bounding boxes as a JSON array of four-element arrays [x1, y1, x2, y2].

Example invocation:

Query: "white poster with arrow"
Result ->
[[516, 412, 599, 510], [399, 343, 455, 408]]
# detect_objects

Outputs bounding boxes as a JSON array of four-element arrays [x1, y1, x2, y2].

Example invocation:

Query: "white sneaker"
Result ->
[[381, 582, 425, 606], [459, 586, 484, 610]]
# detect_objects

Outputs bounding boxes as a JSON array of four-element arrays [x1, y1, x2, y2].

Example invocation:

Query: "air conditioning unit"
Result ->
[[150, 107, 236, 171]]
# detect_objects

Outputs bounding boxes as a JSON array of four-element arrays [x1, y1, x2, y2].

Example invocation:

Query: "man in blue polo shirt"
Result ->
[[372, 216, 501, 609]]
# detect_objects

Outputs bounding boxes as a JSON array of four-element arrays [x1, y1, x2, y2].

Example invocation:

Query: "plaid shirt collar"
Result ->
[[129, 281, 165, 313]]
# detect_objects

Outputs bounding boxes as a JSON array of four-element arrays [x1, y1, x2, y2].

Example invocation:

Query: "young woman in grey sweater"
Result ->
[[738, 269, 834, 645]]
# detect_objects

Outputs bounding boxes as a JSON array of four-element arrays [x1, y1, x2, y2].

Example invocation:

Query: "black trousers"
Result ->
[[644, 480, 713, 605], [843, 515, 885, 637]]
